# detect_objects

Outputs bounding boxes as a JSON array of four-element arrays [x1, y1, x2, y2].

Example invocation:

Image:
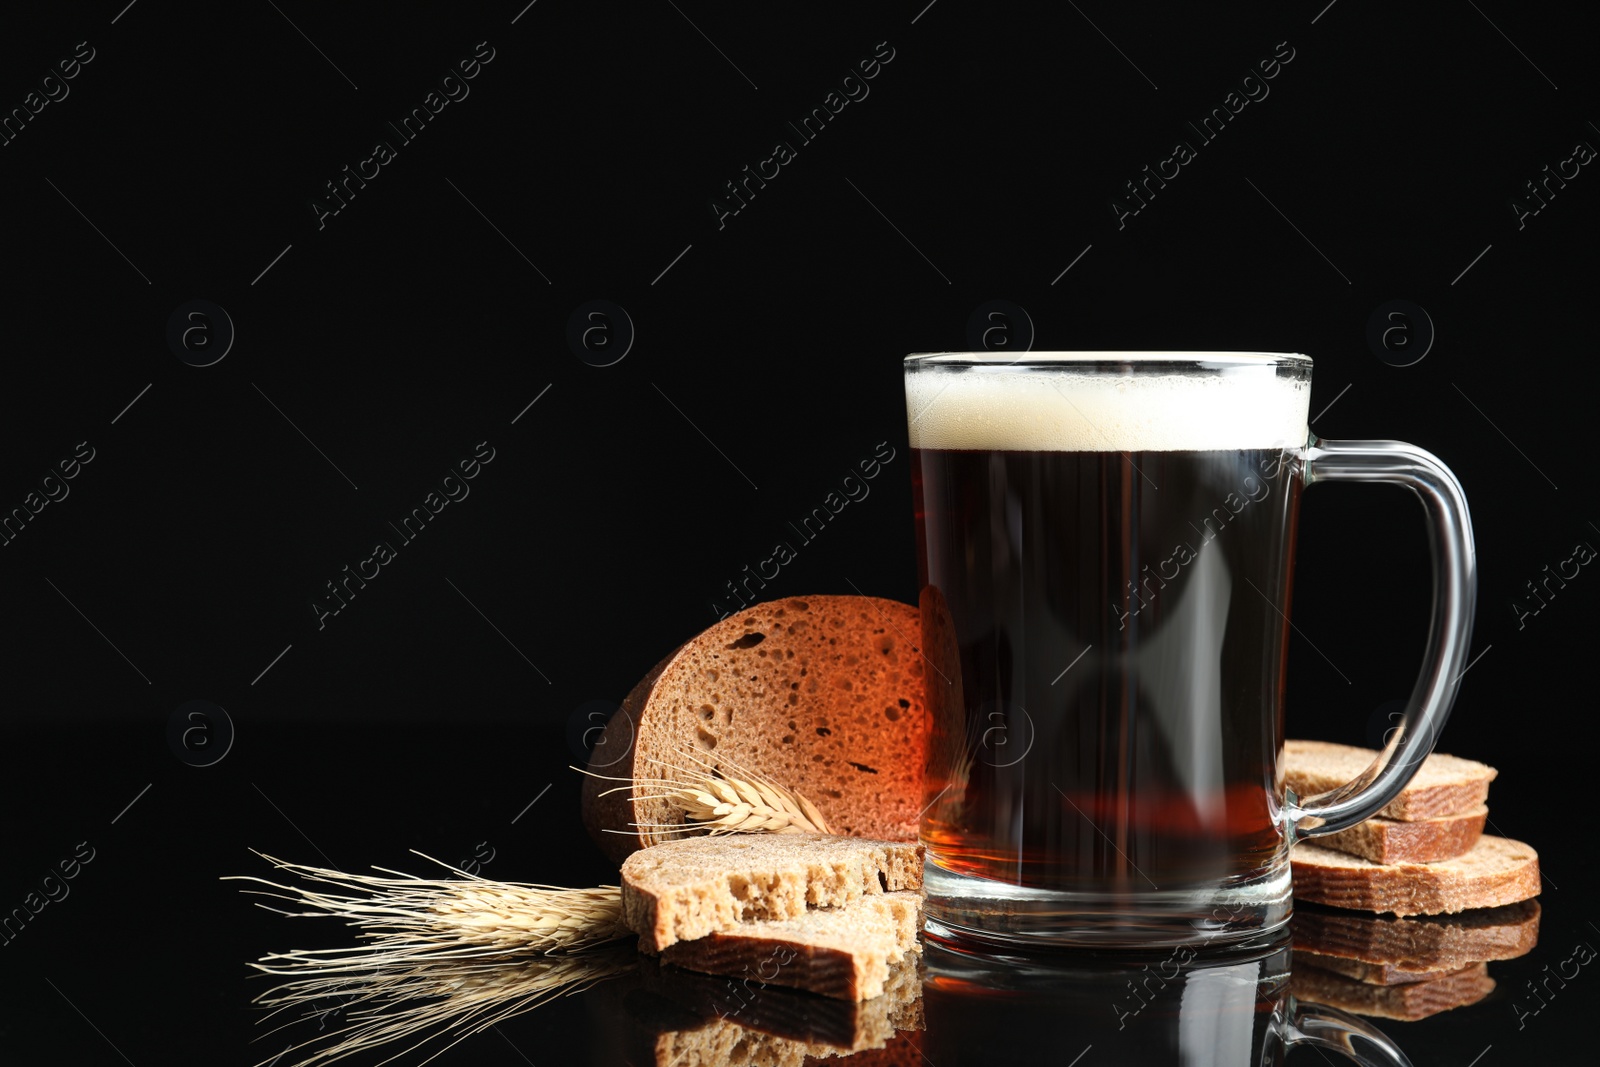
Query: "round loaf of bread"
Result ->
[[580, 595, 926, 865]]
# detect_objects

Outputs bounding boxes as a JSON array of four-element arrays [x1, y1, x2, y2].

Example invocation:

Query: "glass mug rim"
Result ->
[[905, 351, 1311, 453], [905, 350, 1311, 368]]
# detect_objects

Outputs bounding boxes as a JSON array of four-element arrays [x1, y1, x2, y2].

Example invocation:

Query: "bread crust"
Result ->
[[580, 649, 681, 864]]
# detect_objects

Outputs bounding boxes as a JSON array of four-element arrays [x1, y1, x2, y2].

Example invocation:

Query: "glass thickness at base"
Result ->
[[921, 857, 1293, 950]]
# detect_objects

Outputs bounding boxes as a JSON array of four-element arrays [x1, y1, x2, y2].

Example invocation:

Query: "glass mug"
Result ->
[[922, 936, 1414, 1067], [905, 353, 1475, 947]]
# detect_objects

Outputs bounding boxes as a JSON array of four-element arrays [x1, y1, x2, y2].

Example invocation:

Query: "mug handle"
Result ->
[[1284, 437, 1477, 839], [1278, 997, 1415, 1066]]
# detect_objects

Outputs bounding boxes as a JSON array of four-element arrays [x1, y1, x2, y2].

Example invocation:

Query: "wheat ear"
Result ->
[[578, 746, 832, 838]]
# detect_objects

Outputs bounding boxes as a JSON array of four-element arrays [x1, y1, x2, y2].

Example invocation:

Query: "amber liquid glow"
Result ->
[[914, 446, 1301, 891]]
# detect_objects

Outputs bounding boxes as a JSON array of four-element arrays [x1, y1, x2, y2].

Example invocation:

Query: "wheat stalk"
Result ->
[[580, 746, 832, 840], [228, 852, 631, 961]]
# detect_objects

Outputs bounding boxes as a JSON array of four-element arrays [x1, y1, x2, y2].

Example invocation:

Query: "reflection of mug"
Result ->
[[922, 936, 1414, 1066], [906, 353, 1476, 947]]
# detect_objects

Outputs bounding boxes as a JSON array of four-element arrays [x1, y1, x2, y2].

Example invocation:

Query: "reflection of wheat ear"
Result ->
[[249, 946, 638, 1067], [578, 746, 832, 840]]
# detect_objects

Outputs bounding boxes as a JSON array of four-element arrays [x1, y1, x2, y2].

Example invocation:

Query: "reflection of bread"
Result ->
[[1285, 740, 1496, 822], [799, 1032, 925, 1067], [581, 596, 927, 865], [653, 1014, 924, 1067], [1291, 836, 1540, 915], [1291, 899, 1540, 974], [622, 834, 923, 953], [1297, 951, 1469, 986], [1290, 963, 1494, 1020], [662, 892, 922, 1001], [647, 950, 924, 1047], [605, 951, 924, 1066], [1308, 806, 1487, 864]]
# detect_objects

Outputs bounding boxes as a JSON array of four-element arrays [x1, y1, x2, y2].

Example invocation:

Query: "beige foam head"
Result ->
[[904, 352, 1311, 452]]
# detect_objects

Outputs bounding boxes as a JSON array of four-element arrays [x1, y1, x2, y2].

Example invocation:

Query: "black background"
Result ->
[[0, 1, 1594, 1063]]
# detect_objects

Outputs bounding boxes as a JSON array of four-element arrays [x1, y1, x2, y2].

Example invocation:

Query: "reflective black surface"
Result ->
[[2, 0, 1597, 1063], [2, 723, 1588, 1064]]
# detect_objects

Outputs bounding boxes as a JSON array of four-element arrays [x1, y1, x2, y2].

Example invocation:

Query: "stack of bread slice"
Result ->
[[621, 833, 926, 1003], [1287, 740, 1541, 1018]]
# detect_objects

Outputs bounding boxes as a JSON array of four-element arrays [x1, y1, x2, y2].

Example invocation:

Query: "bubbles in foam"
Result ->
[[905, 353, 1310, 452]]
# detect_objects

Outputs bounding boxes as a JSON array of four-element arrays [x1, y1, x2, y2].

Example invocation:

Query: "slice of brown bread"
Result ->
[[1309, 806, 1487, 864], [1291, 835, 1540, 916], [663, 892, 922, 1001], [582, 596, 927, 865], [1289, 963, 1494, 1020], [1291, 899, 1540, 972], [1297, 951, 1470, 986], [622, 833, 924, 952], [1285, 740, 1497, 821]]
